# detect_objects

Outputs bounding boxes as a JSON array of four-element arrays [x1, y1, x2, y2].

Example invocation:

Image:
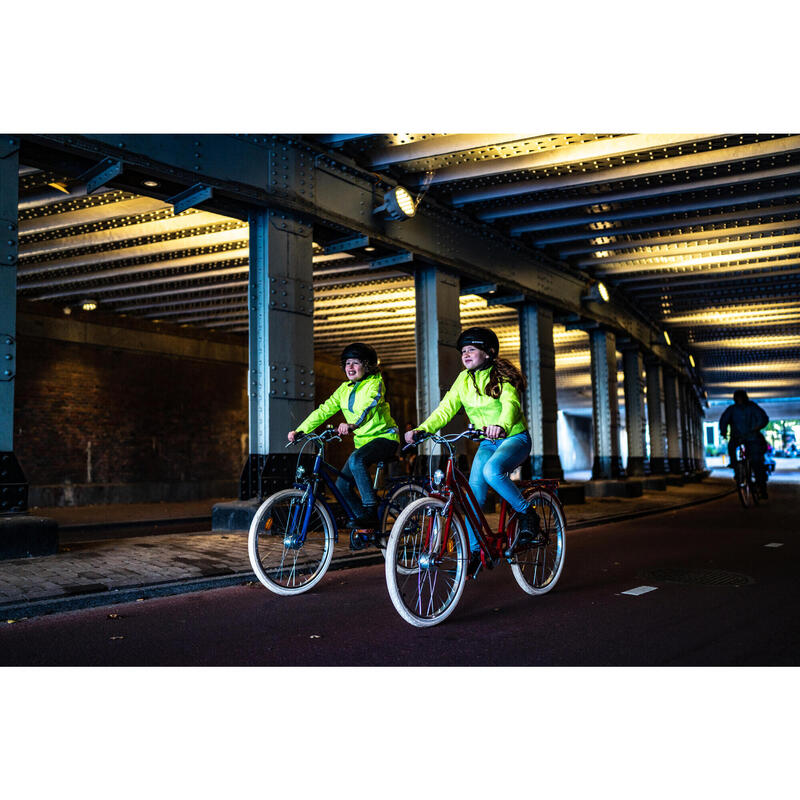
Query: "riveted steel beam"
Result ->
[[519, 302, 563, 479], [478, 161, 800, 221], [368, 134, 534, 169], [21, 134, 692, 376], [645, 359, 669, 474], [453, 135, 800, 205], [621, 347, 648, 476], [590, 328, 622, 479], [433, 134, 719, 190]]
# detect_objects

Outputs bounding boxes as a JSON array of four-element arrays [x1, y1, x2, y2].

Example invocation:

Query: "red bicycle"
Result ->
[[384, 426, 566, 627]]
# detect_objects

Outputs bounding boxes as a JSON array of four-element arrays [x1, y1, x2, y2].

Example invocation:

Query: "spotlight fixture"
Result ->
[[663, 330, 671, 346], [582, 281, 610, 303], [689, 354, 695, 368], [143, 179, 160, 188], [373, 186, 416, 221], [81, 299, 98, 312]]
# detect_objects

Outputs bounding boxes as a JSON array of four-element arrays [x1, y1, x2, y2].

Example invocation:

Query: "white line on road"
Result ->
[[765, 542, 784, 548], [621, 585, 658, 596]]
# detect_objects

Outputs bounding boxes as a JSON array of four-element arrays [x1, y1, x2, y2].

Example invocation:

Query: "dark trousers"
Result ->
[[728, 437, 767, 490], [336, 437, 398, 516]]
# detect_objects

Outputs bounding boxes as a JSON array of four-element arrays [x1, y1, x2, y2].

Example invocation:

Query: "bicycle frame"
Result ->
[[288, 431, 419, 547]]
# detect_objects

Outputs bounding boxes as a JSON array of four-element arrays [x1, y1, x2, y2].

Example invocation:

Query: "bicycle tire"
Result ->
[[736, 461, 754, 509], [510, 489, 566, 596], [385, 496, 468, 627], [248, 488, 335, 595], [378, 482, 427, 566]]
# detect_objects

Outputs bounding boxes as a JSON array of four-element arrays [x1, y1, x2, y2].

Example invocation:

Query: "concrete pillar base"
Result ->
[[212, 499, 262, 531], [0, 514, 59, 560], [665, 474, 685, 486], [642, 476, 667, 490], [625, 457, 648, 477], [585, 479, 644, 498], [591, 456, 624, 481]]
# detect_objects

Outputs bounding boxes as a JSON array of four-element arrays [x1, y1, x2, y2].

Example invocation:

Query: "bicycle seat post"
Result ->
[[373, 462, 384, 491]]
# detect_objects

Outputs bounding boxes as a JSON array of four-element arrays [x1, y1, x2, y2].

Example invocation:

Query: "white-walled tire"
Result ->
[[378, 482, 427, 566], [385, 496, 468, 627], [511, 489, 566, 596], [248, 488, 335, 596]]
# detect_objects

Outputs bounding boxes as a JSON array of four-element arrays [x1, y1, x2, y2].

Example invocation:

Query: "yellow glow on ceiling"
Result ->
[[692, 334, 800, 349], [711, 379, 800, 389], [555, 352, 592, 368], [664, 303, 800, 326], [701, 361, 800, 373]]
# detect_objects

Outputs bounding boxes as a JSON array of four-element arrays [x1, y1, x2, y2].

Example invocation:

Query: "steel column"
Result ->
[[414, 267, 462, 452], [645, 360, 669, 474], [243, 210, 314, 499], [678, 380, 695, 472], [622, 347, 648, 477], [0, 137, 27, 514], [663, 371, 685, 474], [519, 303, 563, 479], [589, 329, 623, 479]]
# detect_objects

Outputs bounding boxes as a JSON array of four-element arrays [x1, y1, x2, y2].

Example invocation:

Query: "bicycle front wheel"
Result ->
[[385, 497, 468, 627], [379, 482, 427, 567], [511, 489, 566, 596], [248, 488, 335, 595]]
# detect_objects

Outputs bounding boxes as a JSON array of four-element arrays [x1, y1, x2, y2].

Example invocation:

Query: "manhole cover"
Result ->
[[639, 568, 754, 587]]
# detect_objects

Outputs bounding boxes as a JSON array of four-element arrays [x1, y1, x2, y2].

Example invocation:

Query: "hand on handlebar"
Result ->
[[484, 425, 506, 440], [337, 422, 354, 437], [404, 428, 421, 446]]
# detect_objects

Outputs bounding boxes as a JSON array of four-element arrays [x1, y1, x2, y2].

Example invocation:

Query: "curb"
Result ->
[[1, 487, 735, 621]]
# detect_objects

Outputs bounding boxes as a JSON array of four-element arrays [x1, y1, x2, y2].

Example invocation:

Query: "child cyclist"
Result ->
[[405, 327, 538, 571], [289, 343, 399, 530]]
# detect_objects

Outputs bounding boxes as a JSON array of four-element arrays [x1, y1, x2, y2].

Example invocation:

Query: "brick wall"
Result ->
[[13, 303, 421, 506]]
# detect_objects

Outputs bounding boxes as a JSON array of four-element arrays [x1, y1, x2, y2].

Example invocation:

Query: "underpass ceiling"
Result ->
[[14, 132, 800, 412]]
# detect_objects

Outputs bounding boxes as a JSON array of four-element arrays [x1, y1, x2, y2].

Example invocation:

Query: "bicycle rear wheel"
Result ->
[[511, 489, 566, 596], [248, 488, 335, 595], [385, 497, 468, 627], [736, 462, 755, 508]]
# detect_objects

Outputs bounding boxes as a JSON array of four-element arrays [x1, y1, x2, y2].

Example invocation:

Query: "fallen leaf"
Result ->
[[107, 613, 121, 620], [110, 636, 125, 641], [6, 619, 16, 624], [135, 598, 144, 603], [309, 634, 321, 639]]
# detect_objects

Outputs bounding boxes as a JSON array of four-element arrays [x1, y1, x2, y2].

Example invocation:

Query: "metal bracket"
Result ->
[[0, 334, 14, 381], [267, 361, 315, 400], [76, 157, 123, 194], [461, 282, 497, 296], [369, 251, 413, 269], [0, 137, 20, 159], [322, 235, 369, 254], [266, 276, 313, 316], [168, 183, 213, 215], [487, 293, 525, 306]]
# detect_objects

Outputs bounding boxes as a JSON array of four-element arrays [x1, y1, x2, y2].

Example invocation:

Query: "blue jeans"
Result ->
[[464, 431, 532, 552], [336, 437, 398, 517]]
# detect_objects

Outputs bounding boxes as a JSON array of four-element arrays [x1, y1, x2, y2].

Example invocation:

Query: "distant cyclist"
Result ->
[[719, 390, 769, 499]]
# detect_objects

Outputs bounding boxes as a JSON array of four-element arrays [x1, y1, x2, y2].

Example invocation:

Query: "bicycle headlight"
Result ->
[[295, 465, 306, 480], [433, 469, 445, 487]]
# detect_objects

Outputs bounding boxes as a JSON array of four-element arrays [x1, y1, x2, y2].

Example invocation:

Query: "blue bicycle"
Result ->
[[247, 428, 427, 595]]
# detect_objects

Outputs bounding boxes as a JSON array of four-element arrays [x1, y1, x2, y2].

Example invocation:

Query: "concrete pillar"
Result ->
[[645, 359, 669, 474], [519, 302, 563, 479], [589, 328, 623, 479], [414, 268, 462, 464], [663, 370, 684, 474], [241, 210, 314, 499], [622, 347, 648, 476]]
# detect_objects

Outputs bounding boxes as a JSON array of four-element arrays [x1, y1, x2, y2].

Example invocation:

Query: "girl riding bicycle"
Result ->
[[405, 327, 538, 570], [289, 342, 399, 530]]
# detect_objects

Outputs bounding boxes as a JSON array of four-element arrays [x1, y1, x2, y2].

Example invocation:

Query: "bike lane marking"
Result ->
[[620, 585, 658, 596]]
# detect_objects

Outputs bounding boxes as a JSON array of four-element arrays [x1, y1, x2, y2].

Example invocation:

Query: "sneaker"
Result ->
[[348, 507, 380, 530], [467, 551, 483, 575], [517, 505, 545, 547]]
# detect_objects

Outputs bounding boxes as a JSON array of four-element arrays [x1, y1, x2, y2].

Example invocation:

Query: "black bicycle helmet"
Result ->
[[456, 327, 499, 356], [340, 342, 379, 373]]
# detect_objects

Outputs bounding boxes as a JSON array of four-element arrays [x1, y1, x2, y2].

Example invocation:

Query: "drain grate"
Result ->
[[639, 567, 754, 587]]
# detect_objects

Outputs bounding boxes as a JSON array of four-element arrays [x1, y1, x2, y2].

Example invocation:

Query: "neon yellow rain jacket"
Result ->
[[297, 373, 400, 449], [417, 367, 528, 437]]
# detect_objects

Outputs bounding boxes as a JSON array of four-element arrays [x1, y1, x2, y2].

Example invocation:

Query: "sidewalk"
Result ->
[[1, 479, 734, 620]]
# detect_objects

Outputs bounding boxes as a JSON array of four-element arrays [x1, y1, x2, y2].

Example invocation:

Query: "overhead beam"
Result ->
[[451, 135, 800, 205], [21, 133, 689, 373], [426, 134, 719, 188]]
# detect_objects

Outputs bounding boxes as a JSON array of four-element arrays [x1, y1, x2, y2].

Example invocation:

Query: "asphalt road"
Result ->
[[3, 481, 799, 666]]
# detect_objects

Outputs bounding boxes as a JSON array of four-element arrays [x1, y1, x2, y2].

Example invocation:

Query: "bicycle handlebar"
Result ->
[[286, 428, 342, 448]]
